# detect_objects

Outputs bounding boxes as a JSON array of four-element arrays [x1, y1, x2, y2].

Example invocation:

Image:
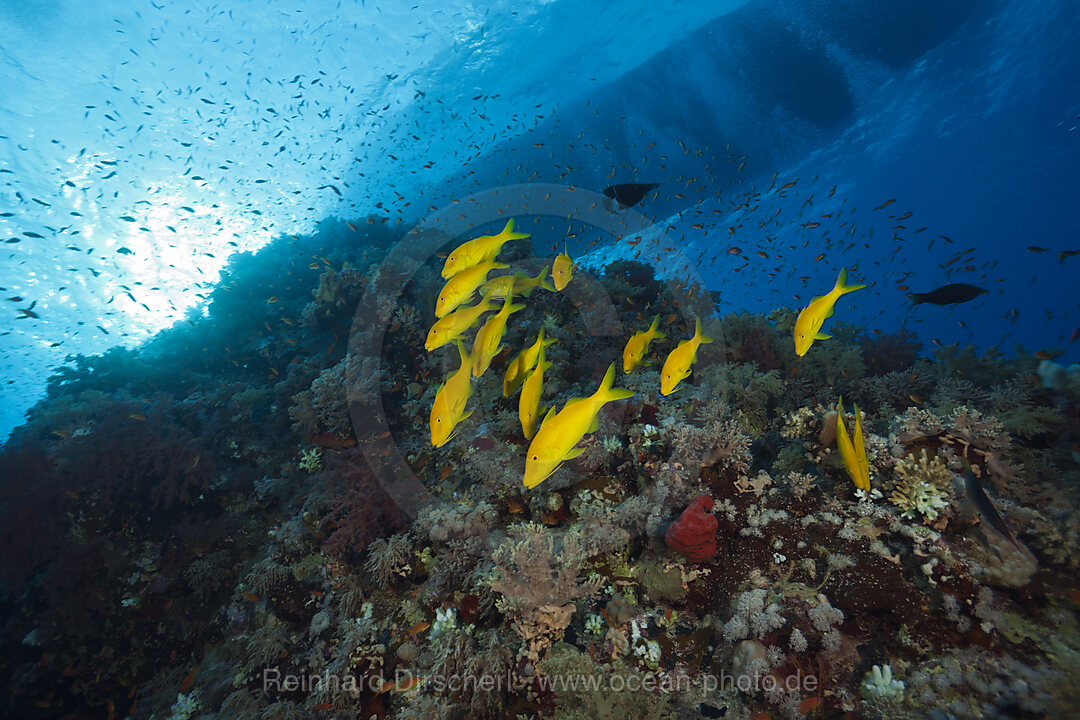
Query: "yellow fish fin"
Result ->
[[587, 414, 600, 433], [501, 218, 531, 241], [537, 264, 556, 293], [595, 362, 635, 401], [564, 447, 585, 461], [694, 317, 714, 344], [834, 267, 867, 294], [814, 331, 832, 340], [537, 405, 557, 431], [853, 403, 870, 490]]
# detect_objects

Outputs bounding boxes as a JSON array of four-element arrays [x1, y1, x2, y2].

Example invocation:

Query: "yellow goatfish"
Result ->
[[435, 260, 507, 318], [425, 297, 495, 351], [523, 363, 634, 488], [518, 343, 552, 439], [623, 315, 666, 373], [480, 265, 556, 300], [430, 341, 477, 447], [503, 329, 555, 397], [552, 245, 577, 291], [793, 268, 866, 356], [835, 396, 870, 491], [660, 317, 713, 395], [441, 219, 530, 279], [471, 293, 525, 377]]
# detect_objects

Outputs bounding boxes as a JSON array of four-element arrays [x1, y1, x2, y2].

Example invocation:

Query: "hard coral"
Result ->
[[889, 449, 953, 522], [665, 495, 718, 562]]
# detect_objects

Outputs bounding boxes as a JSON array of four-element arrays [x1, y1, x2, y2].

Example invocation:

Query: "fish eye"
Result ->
[[531, 455, 537, 460]]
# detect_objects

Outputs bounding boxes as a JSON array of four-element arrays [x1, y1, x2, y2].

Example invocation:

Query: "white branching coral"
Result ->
[[889, 449, 953, 521]]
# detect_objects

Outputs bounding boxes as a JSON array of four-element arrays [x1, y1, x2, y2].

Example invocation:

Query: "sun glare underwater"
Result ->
[[2, 1, 1080, 719]]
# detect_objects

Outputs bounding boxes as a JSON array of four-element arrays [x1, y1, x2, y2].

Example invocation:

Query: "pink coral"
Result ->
[[665, 495, 718, 562]]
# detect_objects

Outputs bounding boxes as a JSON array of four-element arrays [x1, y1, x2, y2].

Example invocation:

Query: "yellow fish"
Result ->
[[523, 363, 634, 488], [503, 328, 555, 397], [622, 315, 666, 373], [441, 219, 530, 279], [518, 343, 552, 439], [425, 296, 495, 352], [435, 259, 507, 318], [480, 265, 556, 300], [552, 245, 576, 291], [471, 293, 525, 377], [430, 341, 477, 447], [793, 268, 866, 356], [660, 317, 713, 395], [835, 396, 870, 491]]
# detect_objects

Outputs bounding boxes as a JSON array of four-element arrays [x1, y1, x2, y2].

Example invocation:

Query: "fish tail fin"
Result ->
[[500, 292, 525, 314], [594, 362, 635, 402], [694, 317, 714, 344], [537, 264, 556, 293], [455, 339, 471, 365], [906, 292, 924, 305], [501, 218, 531, 241], [834, 268, 867, 295], [647, 314, 663, 335]]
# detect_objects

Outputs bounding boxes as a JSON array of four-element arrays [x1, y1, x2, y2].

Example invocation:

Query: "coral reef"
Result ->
[[1, 226, 1078, 720]]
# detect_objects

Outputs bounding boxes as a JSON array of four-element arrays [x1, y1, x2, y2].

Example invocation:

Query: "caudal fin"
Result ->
[[537, 264, 556, 293], [594, 362, 635, 402], [647, 314, 667, 339], [693, 317, 714, 344], [834, 267, 867, 295], [500, 218, 531, 241]]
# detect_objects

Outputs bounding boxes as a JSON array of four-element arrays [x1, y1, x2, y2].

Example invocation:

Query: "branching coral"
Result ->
[[702, 363, 783, 436], [488, 523, 602, 658], [889, 449, 954, 522], [669, 416, 752, 480], [364, 533, 413, 585]]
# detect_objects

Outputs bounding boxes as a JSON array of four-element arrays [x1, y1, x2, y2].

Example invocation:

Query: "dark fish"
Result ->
[[16, 300, 38, 319], [602, 183, 658, 209], [907, 283, 987, 306], [964, 466, 1022, 552]]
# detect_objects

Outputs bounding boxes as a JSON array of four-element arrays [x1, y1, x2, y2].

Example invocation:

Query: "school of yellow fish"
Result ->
[[426, 218, 869, 490]]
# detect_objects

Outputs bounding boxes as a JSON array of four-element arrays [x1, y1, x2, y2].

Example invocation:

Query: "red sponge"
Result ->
[[665, 495, 718, 562]]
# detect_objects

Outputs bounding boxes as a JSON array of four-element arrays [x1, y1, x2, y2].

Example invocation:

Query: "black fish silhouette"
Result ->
[[602, 183, 658, 209], [964, 465, 1022, 553], [908, 283, 987, 306]]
